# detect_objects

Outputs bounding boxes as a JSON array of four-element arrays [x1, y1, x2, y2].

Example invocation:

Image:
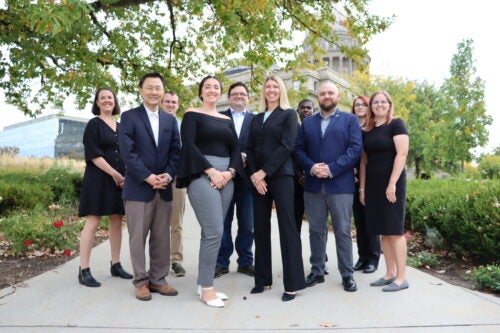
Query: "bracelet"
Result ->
[[359, 188, 365, 192], [228, 168, 236, 178]]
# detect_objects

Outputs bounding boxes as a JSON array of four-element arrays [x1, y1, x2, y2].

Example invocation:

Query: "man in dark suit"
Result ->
[[215, 82, 255, 278], [294, 81, 362, 292], [119, 72, 181, 301]]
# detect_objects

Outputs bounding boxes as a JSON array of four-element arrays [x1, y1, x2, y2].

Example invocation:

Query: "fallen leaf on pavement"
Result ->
[[319, 322, 337, 327]]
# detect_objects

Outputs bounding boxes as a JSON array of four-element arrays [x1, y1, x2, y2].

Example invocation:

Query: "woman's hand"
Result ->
[[250, 170, 266, 185], [386, 183, 397, 203], [254, 179, 268, 195], [112, 172, 125, 188], [359, 190, 365, 206]]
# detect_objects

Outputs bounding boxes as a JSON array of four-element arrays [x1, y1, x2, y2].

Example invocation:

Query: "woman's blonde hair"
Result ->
[[259, 75, 291, 112]]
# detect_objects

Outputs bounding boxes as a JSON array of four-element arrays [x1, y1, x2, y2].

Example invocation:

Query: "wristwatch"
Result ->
[[228, 168, 236, 178]]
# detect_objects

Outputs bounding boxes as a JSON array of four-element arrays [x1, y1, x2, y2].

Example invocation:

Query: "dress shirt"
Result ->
[[145, 106, 159, 146], [315, 110, 337, 178], [231, 109, 246, 138], [263, 110, 273, 122]]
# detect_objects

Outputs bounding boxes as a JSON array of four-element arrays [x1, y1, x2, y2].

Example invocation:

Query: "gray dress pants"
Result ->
[[188, 156, 234, 286], [304, 191, 354, 278]]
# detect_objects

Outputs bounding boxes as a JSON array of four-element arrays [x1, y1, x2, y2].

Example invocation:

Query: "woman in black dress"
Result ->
[[246, 75, 306, 301], [351, 96, 380, 273], [359, 91, 409, 292], [78, 88, 132, 287], [176, 76, 242, 308]]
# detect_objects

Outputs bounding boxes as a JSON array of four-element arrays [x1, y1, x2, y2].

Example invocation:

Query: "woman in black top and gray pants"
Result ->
[[176, 76, 242, 308]]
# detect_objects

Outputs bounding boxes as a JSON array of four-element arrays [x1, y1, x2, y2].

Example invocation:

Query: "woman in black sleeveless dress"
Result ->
[[359, 91, 409, 292]]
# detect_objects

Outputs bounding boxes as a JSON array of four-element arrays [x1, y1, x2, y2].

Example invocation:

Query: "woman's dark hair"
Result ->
[[91, 88, 120, 116], [198, 75, 223, 101]]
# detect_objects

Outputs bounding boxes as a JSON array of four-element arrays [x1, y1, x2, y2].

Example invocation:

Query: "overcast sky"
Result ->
[[366, 0, 499, 153], [1, 0, 498, 153]]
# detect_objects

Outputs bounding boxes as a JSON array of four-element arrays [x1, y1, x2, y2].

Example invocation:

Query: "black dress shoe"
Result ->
[[353, 260, 366, 271], [250, 285, 271, 294], [214, 266, 229, 278], [363, 264, 378, 274], [110, 262, 133, 279], [342, 276, 357, 292], [78, 267, 101, 287], [305, 273, 325, 287], [281, 292, 296, 302], [237, 265, 255, 277]]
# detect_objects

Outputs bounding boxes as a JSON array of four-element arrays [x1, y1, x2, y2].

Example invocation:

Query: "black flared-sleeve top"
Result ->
[[176, 111, 243, 188]]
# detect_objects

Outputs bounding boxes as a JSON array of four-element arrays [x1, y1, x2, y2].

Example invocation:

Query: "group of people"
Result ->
[[77, 71, 410, 308]]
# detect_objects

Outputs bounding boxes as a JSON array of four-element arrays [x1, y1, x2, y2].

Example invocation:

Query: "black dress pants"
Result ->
[[253, 176, 306, 292]]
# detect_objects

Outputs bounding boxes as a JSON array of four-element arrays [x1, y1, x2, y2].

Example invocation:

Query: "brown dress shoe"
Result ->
[[135, 284, 152, 301], [148, 283, 178, 296]]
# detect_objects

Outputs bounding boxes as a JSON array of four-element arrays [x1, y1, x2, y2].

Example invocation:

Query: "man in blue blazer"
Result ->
[[215, 82, 255, 278], [294, 81, 362, 292], [119, 72, 181, 301]]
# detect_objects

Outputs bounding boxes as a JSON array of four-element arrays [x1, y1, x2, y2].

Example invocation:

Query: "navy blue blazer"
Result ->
[[119, 104, 181, 202], [294, 109, 362, 194], [221, 109, 254, 188]]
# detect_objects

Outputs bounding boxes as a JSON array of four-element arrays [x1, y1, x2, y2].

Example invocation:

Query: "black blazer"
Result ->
[[246, 107, 298, 178]]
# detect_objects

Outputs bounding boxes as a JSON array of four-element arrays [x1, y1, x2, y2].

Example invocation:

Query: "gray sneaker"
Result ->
[[171, 262, 186, 277]]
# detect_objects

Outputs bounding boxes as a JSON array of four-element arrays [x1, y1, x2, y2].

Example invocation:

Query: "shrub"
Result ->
[[407, 251, 439, 268], [478, 155, 500, 179], [406, 179, 499, 262], [0, 165, 82, 216], [471, 265, 500, 292], [0, 182, 54, 216], [0, 204, 83, 255]]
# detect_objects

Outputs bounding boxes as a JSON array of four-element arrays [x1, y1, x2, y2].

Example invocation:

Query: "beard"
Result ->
[[319, 99, 337, 112]]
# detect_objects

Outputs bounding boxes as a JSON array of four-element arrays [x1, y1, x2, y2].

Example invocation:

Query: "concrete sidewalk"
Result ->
[[0, 200, 499, 332]]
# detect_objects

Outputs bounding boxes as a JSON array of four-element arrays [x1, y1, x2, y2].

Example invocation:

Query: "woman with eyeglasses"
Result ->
[[351, 96, 381, 274], [359, 91, 409, 292]]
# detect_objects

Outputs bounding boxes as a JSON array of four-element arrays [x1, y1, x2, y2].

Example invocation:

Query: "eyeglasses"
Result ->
[[371, 100, 389, 105], [229, 93, 248, 97], [354, 103, 368, 107], [300, 105, 313, 110]]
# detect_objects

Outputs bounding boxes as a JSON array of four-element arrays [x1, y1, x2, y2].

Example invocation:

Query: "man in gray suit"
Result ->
[[119, 72, 181, 301]]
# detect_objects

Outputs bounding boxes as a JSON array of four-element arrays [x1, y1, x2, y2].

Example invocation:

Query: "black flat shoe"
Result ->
[[363, 264, 378, 274], [110, 262, 133, 279], [78, 267, 101, 287], [353, 260, 366, 271], [250, 285, 270, 294], [281, 292, 296, 302]]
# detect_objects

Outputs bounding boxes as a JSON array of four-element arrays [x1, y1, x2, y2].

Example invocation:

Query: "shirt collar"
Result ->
[[320, 109, 336, 120], [145, 105, 159, 117]]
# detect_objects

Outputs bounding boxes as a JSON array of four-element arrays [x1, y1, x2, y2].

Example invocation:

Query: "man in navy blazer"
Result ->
[[215, 82, 255, 278], [119, 72, 181, 301], [294, 82, 362, 292]]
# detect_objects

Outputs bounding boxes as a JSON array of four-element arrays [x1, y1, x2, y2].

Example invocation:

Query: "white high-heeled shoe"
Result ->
[[197, 285, 228, 300], [198, 286, 224, 308]]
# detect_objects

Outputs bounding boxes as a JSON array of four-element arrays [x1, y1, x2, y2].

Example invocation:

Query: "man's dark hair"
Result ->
[[227, 82, 249, 97], [298, 99, 314, 108], [139, 72, 165, 88]]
